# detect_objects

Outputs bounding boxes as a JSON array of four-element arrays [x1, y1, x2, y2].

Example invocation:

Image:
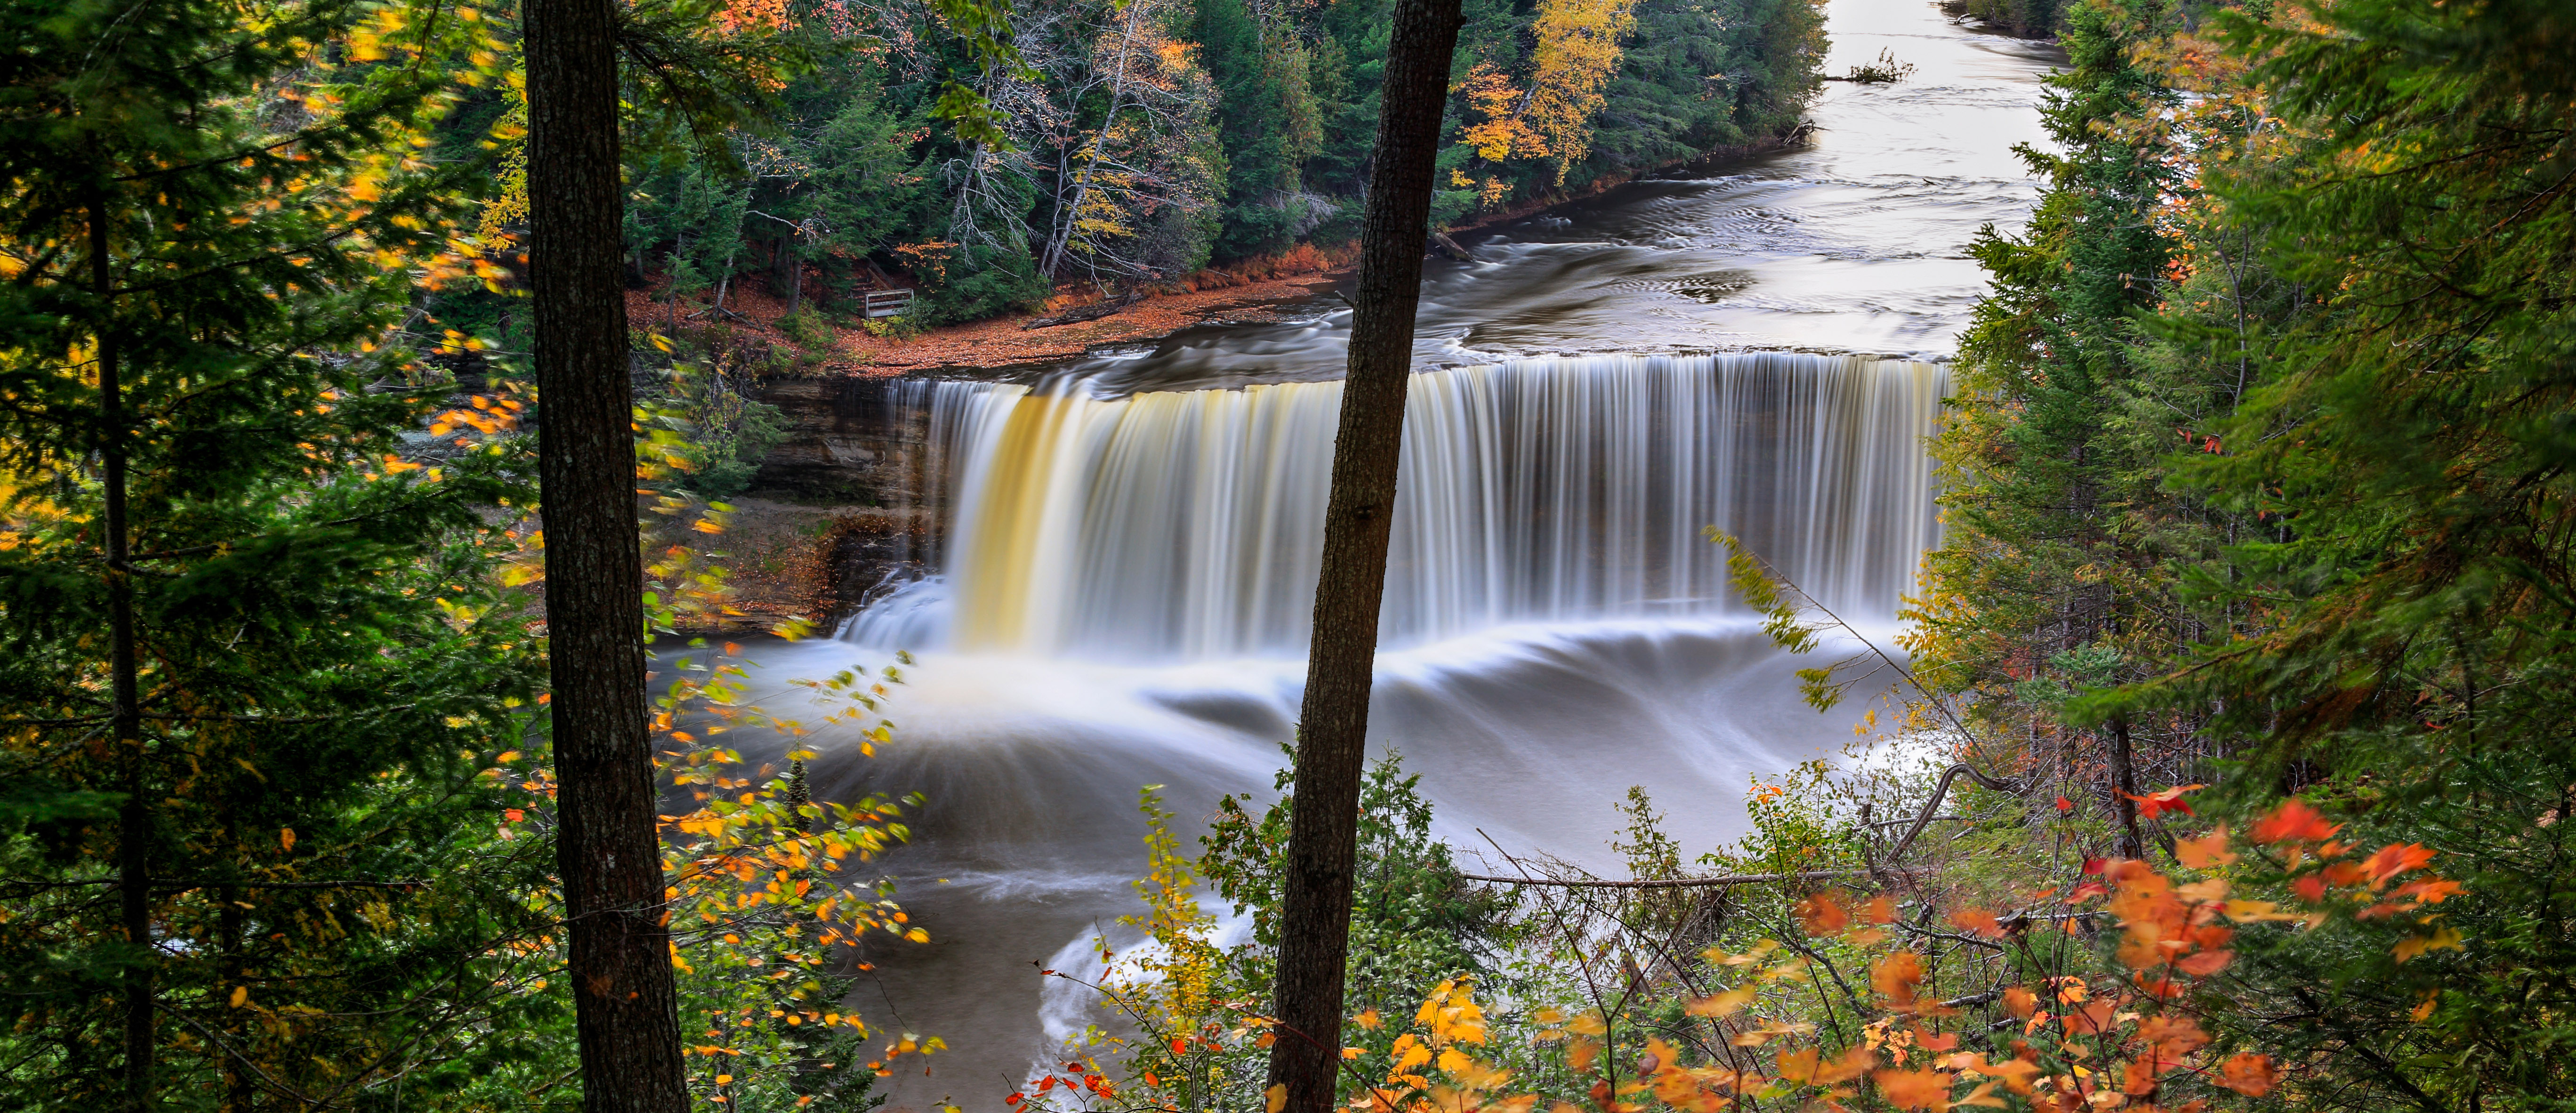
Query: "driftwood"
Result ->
[[1428, 230, 1479, 263]]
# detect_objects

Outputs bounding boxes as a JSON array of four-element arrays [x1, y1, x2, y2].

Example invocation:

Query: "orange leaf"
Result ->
[[2003, 986, 2038, 1019], [1948, 908, 2002, 938], [1796, 891, 1850, 936], [1987, 1057, 2042, 1096], [1871, 1068, 1955, 1111], [2363, 842, 2435, 886], [2121, 1058, 2159, 1096], [2175, 948, 2233, 977], [2217, 1052, 2276, 1097], [1860, 895, 1896, 924], [1775, 1048, 1821, 1085], [2137, 1014, 2208, 1056], [1873, 952, 1924, 1007], [2174, 829, 2237, 869], [2251, 798, 2340, 845], [1816, 1045, 1876, 1085]]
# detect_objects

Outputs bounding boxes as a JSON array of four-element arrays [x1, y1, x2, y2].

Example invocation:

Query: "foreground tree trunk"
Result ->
[[1263, 0, 1463, 1108], [93, 195, 153, 1113], [524, 0, 690, 1110]]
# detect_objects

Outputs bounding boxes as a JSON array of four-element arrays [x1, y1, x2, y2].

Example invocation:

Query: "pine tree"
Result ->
[[0, 0, 561, 1106]]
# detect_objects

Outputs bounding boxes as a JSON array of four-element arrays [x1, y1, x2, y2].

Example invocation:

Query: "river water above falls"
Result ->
[[723, 4, 2060, 1106]]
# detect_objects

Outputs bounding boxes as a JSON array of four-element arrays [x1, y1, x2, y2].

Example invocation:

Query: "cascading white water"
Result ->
[[846, 353, 1945, 660]]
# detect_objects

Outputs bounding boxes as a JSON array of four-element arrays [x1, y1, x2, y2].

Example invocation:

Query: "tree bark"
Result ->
[[524, 0, 690, 1109], [94, 195, 154, 1113], [2110, 711, 2144, 861], [1262, 0, 1461, 1108]]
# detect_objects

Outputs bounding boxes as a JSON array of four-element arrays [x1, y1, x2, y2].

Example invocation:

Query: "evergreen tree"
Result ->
[[0, 0, 563, 1106]]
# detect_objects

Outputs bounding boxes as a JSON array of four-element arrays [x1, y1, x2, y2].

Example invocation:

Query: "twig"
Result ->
[[1456, 868, 1881, 890], [1884, 763, 2020, 864]]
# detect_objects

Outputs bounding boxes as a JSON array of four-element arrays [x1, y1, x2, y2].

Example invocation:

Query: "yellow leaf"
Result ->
[[280, 828, 296, 853], [2175, 828, 2237, 868], [1265, 1084, 1287, 1113], [2393, 924, 2462, 962], [1957, 1080, 2009, 1108], [1686, 986, 1757, 1017], [229, 986, 249, 1008]]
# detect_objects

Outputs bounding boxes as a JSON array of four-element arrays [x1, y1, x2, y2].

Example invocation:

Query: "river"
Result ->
[[719, 3, 2059, 1107]]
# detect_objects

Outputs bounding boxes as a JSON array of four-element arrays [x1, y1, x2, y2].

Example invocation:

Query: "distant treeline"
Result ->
[[437, 0, 1825, 337]]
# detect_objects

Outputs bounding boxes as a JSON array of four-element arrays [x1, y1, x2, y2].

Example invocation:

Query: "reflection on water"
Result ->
[[763, 2, 2061, 1107]]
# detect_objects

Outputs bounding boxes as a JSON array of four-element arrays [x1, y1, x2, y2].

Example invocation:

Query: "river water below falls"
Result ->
[[723, 4, 2059, 1107]]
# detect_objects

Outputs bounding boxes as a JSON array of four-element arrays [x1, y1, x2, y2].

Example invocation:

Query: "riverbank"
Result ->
[[628, 253, 1351, 380], [635, 127, 1827, 381]]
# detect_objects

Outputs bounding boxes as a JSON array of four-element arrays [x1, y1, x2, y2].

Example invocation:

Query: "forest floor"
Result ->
[[626, 256, 1348, 378]]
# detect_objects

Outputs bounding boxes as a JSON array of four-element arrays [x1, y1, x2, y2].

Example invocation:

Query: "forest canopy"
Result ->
[[444, 0, 1827, 338]]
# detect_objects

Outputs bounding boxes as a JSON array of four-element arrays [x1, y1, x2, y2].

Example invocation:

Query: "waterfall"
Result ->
[[845, 353, 1944, 660]]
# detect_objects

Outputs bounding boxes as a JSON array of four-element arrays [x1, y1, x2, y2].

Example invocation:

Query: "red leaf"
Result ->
[[2252, 798, 2340, 845], [2055, 796, 2075, 812], [2121, 784, 2205, 820], [2363, 842, 2435, 886]]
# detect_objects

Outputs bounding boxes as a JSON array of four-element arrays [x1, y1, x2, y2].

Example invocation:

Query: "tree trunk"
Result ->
[[1261, 0, 1461, 1107], [524, 0, 690, 1109], [665, 238, 684, 334], [2110, 711, 2144, 861], [777, 234, 801, 316], [95, 195, 153, 1113]]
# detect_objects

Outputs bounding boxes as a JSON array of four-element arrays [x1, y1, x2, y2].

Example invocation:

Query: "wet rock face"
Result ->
[[750, 376, 939, 506], [819, 511, 937, 626]]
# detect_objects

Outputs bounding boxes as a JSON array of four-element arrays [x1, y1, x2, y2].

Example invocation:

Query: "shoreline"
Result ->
[[644, 126, 1822, 383]]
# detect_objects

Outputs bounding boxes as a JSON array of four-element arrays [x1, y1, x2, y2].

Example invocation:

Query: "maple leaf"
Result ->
[[1796, 891, 1851, 935], [1948, 908, 2002, 937], [1871, 1068, 1955, 1111], [2251, 798, 2340, 845], [2393, 877, 2464, 905], [1775, 1047, 1821, 1085], [2137, 1014, 2209, 1055], [2362, 842, 2436, 886], [2174, 948, 2233, 976], [2121, 783, 2205, 819], [1686, 987, 1756, 1017], [2393, 925, 2463, 962], [1872, 952, 1924, 1008], [2217, 1052, 2276, 1096], [2174, 829, 2237, 868]]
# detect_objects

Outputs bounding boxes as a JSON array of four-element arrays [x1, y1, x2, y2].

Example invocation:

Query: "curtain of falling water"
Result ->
[[846, 354, 1945, 660]]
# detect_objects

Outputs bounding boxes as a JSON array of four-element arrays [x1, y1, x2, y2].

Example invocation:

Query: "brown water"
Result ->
[[724, 4, 2061, 1107]]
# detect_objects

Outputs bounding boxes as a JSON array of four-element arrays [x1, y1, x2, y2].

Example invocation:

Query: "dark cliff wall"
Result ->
[[750, 375, 942, 508], [749, 374, 948, 625]]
